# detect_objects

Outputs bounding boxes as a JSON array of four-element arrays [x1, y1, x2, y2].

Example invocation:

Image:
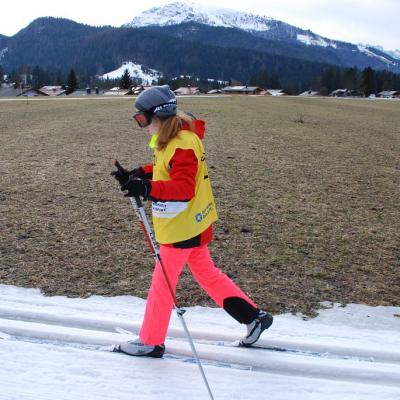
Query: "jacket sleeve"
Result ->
[[141, 163, 153, 179], [149, 148, 198, 201]]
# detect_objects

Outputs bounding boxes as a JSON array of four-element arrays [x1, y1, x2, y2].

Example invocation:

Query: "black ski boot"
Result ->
[[239, 311, 273, 347]]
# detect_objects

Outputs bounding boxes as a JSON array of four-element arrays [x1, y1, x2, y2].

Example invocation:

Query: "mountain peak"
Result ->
[[124, 2, 274, 31]]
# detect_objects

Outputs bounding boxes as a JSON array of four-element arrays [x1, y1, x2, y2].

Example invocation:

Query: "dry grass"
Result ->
[[1, 95, 399, 316]]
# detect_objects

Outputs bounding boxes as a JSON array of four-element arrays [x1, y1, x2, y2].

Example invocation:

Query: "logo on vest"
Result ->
[[195, 213, 203, 223], [194, 202, 213, 223]]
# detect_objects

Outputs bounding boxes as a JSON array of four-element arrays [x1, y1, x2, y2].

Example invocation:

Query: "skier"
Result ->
[[111, 85, 273, 357]]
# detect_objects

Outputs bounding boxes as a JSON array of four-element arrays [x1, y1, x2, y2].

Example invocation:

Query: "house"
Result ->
[[222, 86, 263, 95], [38, 86, 66, 96], [378, 90, 400, 99], [330, 89, 348, 97], [263, 89, 288, 96], [103, 87, 132, 96], [0, 86, 41, 97], [174, 86, 201, 95], [132, 85, 152, 95], [330, 89, 363, 97], [17, 88, 42, 97], [299, 90, 319, 97], [207, 89, 222, 94]]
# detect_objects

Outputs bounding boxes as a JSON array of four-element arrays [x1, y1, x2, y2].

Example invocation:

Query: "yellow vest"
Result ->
[[152, 130, 218, 244]]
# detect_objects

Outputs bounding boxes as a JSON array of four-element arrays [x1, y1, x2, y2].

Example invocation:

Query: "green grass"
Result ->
[[0, 96, 399, 315]]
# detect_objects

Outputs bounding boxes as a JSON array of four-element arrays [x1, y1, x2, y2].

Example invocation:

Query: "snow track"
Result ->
[[1, 306, 399, 389]]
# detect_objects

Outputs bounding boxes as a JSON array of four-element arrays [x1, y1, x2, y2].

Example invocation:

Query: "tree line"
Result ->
[[250, 66, 400, 95], [1, 65, 79, 94], [2, 63, 400, 96]]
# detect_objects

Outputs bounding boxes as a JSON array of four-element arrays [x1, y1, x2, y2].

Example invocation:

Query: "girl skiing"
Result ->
[[112, 85, 273, 357]]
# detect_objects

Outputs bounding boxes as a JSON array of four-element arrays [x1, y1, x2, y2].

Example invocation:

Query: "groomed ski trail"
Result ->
[[1, 305, 400, 389]]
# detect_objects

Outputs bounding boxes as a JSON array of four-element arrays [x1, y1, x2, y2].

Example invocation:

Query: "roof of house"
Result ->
[[207, 89, 222, 94], [378, 90, 400, 96], [331, 89, 349, 94], [222, 86, 262, 92], [174, 86, 200, 95], [0, 87, 38, 97], [299, 90, 319, 96], [265, 89, 287, 96], [38, 86, 66, 96], [66, 89, 96, 97], [103, 89, 131, 96], [17, 89, 42, 97]]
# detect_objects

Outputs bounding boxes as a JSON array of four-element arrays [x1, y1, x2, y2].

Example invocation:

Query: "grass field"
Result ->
[[0, 95, 399, 316]]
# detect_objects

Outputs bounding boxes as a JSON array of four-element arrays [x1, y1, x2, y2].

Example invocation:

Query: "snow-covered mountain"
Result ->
[[125, 2, 399, 70], [125, 2, 275, 31], [124, 2, 342, 50], [99, 61, 162, 84]]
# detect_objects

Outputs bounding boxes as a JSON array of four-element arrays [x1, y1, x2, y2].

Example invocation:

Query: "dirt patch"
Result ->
[[1, 96, 399, 316]]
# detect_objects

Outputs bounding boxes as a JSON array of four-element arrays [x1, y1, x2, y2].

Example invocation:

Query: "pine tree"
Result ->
[[361, 67, 376, 96], [0, 65, 4, 83], [66, 69, 78, 94], [342, 68, 359, 90], [56, 71, 64, 86], [120, 69, 132, 89]]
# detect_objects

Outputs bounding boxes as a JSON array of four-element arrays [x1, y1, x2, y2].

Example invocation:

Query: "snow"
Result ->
[[366, 45, 400, 61], [99, 61, 162, 85], [357, 45, 397, 66], [0, 284, 400, 400], [0, 46, 8, 61], [125, 2, 273, 32], [297, 34, 337, 49], [387, 49, 400, 60]]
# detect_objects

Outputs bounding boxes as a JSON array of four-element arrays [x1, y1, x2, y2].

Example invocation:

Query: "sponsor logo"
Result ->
[[195, 213, 203, 223], [195, 202, 213, 223], [152, 201, 189, 219]]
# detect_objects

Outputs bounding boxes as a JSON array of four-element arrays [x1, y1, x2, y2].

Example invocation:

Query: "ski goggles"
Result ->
[[133, 111, 152, 128]]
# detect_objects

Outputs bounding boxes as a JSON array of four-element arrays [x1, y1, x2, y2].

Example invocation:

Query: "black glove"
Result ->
[[121, 177, 152, 199], [129, 167, 146, 179], [111, 163, 130, 186]]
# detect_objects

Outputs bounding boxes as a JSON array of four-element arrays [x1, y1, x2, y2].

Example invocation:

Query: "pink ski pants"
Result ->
[[139, 244, 257, 345]]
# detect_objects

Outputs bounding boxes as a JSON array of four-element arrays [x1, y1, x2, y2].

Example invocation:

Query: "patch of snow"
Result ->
[[390, 49, 400, 60], [369, 45, 400, 61], [125, 2, 273, 32], [297, 34, 337, 48], [99, 61, 162, 85], [357, 44, 397, 66], [0, 47, 8, 61]]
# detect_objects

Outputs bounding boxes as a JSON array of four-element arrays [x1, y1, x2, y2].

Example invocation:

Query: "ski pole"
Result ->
[[114, 161, 215, 400]]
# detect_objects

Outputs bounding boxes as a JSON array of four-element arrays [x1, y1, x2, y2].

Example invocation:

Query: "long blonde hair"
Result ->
[[156, 111, 194, 150]]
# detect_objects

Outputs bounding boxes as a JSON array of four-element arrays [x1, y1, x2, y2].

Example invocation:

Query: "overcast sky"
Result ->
[[1, 0, 399, 51]]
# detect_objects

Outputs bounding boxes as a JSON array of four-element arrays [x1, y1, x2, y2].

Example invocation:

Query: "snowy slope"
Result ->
[[125, 2, 274, 31], [297, 33, 337, 49], [357, 45, 397, 66], [0, 47, 8, 61], [1, 284, 400, 400], [99, 61, 162, 84], [370, 45, 400, 61]]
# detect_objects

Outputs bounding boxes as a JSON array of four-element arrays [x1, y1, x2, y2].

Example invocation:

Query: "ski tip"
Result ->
[[99, 344, 121, 352], [111, 344, 121, 352], [0, 332, 11, 340]]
